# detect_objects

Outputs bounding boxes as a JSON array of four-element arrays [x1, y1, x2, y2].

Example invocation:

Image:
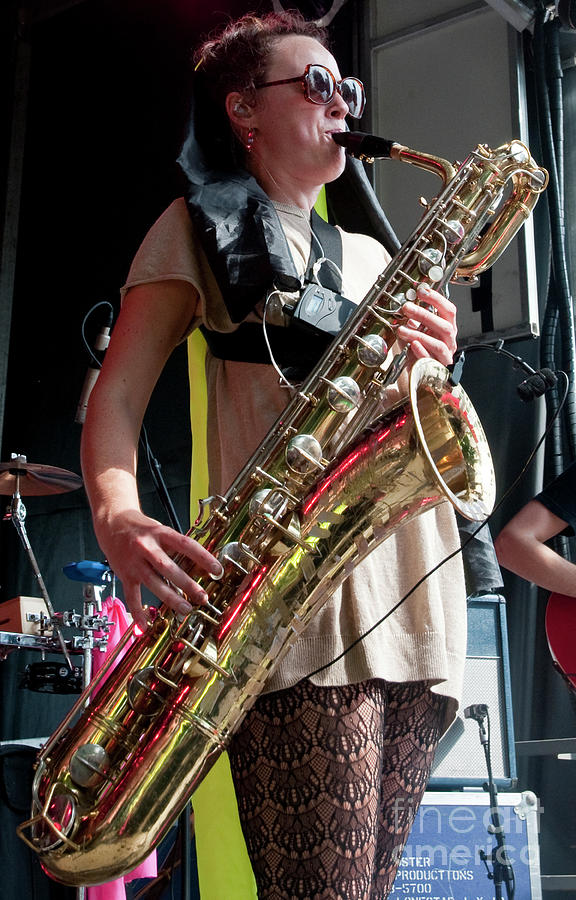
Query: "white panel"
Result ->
[[370, 0, 480, 39], [368, 2, 540, 342], [432, 658, 509, 779]]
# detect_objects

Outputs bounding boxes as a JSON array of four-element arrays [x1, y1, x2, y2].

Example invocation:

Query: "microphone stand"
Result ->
[[467, 707, 516, 899]]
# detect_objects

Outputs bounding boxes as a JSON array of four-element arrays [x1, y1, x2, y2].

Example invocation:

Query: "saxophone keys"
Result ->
[[319, 375, 362, 412], [452, 197, 477, 218], [192, 494, 228, 529], [417, 247, 445, 282], [528, 168, 548, 191], [354, 333, 388, 368], [69, 743, 110, 789], [182, 638, 234, 680], [508, 139, 530, 164], [219, 541, 261, 574], [249, 488, 288, 519], [437, 218, 465, 244], [267, 517, 318, 555], [251, 469, 301, 505], [186, 605, 221, 626], [397, 268, 419, 286], [21, 787, 79, 852], [127, 666, 170, 714], [427, 265, 444, 283], [285, 434, 324, 475]]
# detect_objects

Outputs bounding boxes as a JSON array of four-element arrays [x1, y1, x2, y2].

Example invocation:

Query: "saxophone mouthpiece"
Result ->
[[332, 131, 396, 160]]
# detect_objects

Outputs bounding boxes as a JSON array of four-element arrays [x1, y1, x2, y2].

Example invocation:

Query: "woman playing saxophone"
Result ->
[[81, 11, 464, 898]]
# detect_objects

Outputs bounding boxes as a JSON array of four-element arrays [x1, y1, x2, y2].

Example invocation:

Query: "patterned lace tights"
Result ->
[[228, 679, 448, 900]]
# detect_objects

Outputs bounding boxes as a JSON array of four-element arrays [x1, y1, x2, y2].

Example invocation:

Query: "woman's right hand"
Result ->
[[94, 508, 223, 630]]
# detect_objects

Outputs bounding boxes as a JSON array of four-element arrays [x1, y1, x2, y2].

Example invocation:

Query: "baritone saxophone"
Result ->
[[19, 134, 548, 885]]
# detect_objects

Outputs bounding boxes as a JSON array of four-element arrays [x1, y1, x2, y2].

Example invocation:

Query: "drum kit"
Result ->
[[0, 452, 113, 693]]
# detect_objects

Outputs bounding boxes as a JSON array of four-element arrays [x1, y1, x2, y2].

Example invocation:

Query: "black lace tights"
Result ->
[[228, 679, 448, 900]]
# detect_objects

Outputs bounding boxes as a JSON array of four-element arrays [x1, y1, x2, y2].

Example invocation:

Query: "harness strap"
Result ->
[[201, 213, 344, 369]]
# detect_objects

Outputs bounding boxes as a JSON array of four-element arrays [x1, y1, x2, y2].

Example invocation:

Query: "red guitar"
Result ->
[[546, 592, 576, 694]]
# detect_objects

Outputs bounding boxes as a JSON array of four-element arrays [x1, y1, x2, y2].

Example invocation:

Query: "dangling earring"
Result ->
[[246, 128, 254, 152]]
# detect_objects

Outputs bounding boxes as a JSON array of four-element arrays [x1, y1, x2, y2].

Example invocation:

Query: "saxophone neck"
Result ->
[[333, 130, 457, 184], [390, 143, 457, 186]]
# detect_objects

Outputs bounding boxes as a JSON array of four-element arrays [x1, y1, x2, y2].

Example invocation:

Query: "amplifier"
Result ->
[[430, 594, 516, 788]]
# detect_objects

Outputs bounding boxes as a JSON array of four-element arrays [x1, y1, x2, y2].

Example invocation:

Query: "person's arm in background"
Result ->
[[495, 500, 576, 596]]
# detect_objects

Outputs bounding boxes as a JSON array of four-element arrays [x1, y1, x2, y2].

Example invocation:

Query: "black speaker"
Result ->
[[429, 593, 517, 788]]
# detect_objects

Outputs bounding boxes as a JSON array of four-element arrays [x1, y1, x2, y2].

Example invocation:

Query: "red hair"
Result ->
[[195, 11, 329, 106]]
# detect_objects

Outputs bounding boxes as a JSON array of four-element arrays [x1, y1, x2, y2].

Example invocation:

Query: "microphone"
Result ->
[[75, 308, 113, 424], [332, 131, 396, 160], [517, 367, 558, 402], [450, 343, 558, 401], [464, 703, 489, 722]]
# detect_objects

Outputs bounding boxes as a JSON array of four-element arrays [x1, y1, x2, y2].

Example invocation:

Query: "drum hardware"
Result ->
[[0, 595, 53, 636], [0, 629, 84, 662], [62, 563, 116, 900], [0, 454, 83, 496], [20, 660, 84, 694], [62, 561, 115, 690], [0, 454, 114, 690], [2, 453, 84, 669], [0, 564, 114, 695]]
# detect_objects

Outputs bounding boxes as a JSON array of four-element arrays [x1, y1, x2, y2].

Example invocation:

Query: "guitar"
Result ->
[[546, 592, 576, 694]]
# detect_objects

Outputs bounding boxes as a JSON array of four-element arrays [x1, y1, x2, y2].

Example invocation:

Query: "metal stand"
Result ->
[[60, 561, 115, 693], [468, 705, 516, 899], [4, 482, 73, 668]]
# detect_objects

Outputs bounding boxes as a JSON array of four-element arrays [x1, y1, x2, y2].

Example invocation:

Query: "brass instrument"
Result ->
[[19, 136, 547, 885]]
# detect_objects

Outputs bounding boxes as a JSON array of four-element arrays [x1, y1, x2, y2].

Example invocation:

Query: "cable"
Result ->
[[79, 299, 114, 367], [310, 254, 345, 288], [533, 5, 576, 470], [139, 423, 183, 535], [452, 341, 558, 401], [262, 289, 298, 389]]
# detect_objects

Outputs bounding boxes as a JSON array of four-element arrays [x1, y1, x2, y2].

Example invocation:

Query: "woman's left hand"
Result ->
[[396, 283, 457, 367]]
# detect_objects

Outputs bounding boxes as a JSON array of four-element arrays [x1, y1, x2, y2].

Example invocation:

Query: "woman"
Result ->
[[82, 11, 466, 899]]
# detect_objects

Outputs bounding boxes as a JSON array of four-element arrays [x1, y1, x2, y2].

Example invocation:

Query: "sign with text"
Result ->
[[389, 791, 542, 900]]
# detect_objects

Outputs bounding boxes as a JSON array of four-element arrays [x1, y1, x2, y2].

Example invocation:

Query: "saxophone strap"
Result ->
[[200, 209, 343, 370], [307, 207, 343, 293]]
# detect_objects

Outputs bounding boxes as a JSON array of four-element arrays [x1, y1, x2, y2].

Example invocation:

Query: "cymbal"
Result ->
[[0, 458, 83, 496]]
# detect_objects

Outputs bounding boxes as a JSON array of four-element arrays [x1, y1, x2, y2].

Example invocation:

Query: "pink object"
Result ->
[[87, 597, 157, 900]]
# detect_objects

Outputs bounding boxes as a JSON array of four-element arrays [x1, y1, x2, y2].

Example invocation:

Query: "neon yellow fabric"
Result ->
[[187, 328, 210, 513], [188, 191, 328, 899], [193, 753, 256, 898], [314, 187, 328, 221], [187, 328, 257, 899]]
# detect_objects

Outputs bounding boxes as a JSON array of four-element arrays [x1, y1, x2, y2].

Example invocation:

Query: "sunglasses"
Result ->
[[255, 63, 366, 119]]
